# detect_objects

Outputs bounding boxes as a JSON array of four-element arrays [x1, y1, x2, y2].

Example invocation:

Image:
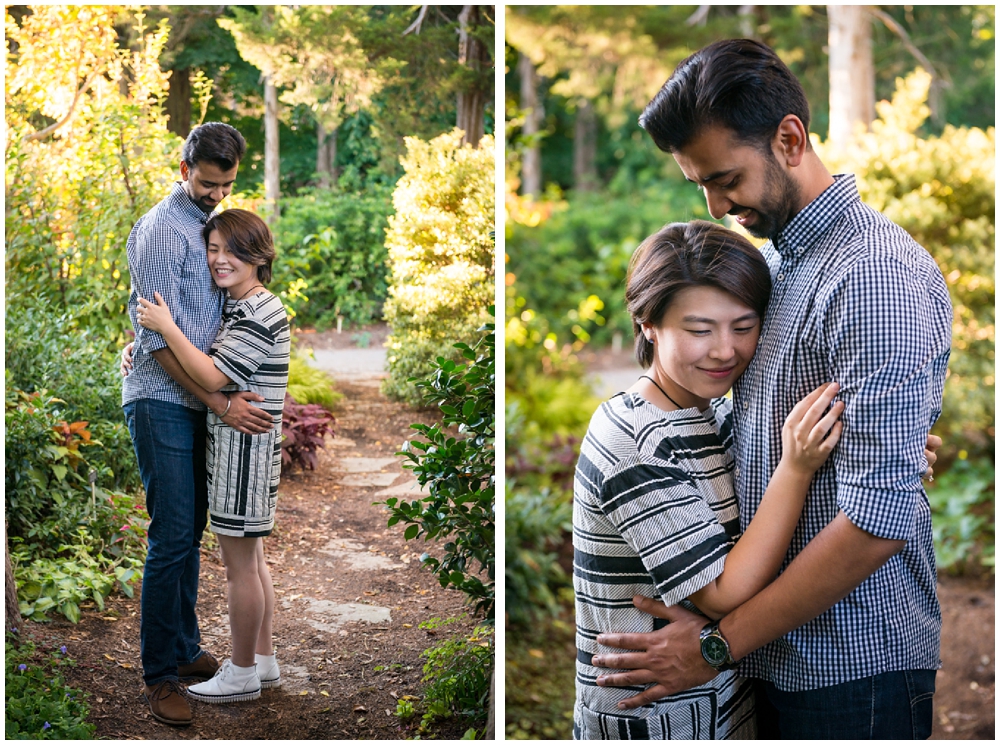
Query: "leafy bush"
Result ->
[[382, 129, 494, 404], [271, 186, 395, 328], [381, 312, 495, 620], [286, 352, 342, 411], [504, 486, 572, 627], [816, 69, 995, 462], [5, 8, 182, 343], [5, 635, 95, 740], [927, 457, 995, 573], [280, 395, 337, 472]]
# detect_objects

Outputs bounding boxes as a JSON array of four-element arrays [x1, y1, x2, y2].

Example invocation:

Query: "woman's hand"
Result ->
[[136, 292, 177, 335], [780, 382, 845, 477]]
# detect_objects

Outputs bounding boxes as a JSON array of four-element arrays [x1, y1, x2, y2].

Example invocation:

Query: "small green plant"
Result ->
[[927, 457, 995, 572], [286, 352, 341, 411], [5, 634, 95, 739], [380, 310, 495, 619]]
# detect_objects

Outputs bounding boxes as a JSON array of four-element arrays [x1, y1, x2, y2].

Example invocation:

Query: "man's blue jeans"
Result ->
[[124, 399, 209, 685], [755, 669, 937, 739]]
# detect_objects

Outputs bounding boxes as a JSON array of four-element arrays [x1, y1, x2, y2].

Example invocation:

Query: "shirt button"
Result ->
[[734, 467, 741, 479], [777, 274, 785, 281], [743, 401, 749, 409]]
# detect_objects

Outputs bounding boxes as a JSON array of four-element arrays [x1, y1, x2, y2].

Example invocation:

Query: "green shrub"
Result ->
[[5, 634, 95, 739], [816, 69, 995, 462], [382, 129, 494, 404], [272, 186, 395, 329], [927, 457, 994, 573], [381, 311, 495, 620], [504, 486, 572, 627]]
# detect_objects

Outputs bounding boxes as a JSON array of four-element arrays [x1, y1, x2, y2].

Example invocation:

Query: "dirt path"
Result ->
[[21, 328, 481, 739], [578, 347, 996, 740]]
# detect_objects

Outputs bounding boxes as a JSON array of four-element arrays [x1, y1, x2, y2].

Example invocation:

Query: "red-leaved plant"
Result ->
[[280, 394, 336, 472]]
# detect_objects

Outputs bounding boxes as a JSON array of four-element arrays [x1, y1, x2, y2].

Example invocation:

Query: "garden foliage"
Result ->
[[280, 395, 337, 473], [381, 311, 495, 620], [5, 635, 95, 740], [271, 186, 395, 329], [382, 129, 495, 404]]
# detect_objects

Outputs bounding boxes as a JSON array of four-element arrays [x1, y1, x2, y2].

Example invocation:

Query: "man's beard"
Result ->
[[734, 155, 800, 241]]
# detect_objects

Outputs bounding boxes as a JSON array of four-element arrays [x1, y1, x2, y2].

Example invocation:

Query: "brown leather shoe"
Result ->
[[178, 651, 220, 682], [142, 679, 192, 727]]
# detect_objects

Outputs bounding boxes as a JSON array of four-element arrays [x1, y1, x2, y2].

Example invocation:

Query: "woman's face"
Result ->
[[644, 285, 761, 408], [205, 229, 256, 294]]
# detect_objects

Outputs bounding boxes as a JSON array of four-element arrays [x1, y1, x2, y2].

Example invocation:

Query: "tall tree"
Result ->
[[456, 5, 491, 145], [518, 53, 542, 197], [828, 5, 875, 149]]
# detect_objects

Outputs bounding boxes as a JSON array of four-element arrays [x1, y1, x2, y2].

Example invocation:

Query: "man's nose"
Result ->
[[704, 189, 731, 220]]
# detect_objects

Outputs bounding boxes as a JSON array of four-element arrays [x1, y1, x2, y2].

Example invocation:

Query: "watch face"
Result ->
[[702, 635, 729, 666]]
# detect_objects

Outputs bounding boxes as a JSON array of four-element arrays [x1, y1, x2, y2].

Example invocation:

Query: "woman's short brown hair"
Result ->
[[625, 220, 772, 368], [203, 209, 276, 284]]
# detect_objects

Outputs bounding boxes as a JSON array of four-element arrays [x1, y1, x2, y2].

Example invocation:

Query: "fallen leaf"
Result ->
[[402, 623, 412, 628], [529, 649, 545, 659], [353, 705, 367, 713], [320, 690, 329, 697], [102, 617, 117, 622], [96, 697, 104, 704], [299, 690, 309, 696], [389, 690, 399, 699], [118, 662, 133, 669], [104, 654, 116, 661]]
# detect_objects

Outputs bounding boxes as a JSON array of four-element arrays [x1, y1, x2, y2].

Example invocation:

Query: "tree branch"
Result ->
[[686, 5, 711, 27], [24, 68, 100, 143], [403, 5, 429, 36], [868, 8, 947, 86]]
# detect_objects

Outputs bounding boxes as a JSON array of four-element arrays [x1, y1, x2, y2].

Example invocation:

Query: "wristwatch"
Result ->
[[699, 621, 738, 671]]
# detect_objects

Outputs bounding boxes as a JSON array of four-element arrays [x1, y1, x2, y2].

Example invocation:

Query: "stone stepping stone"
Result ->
[[338, 472, 399, 487], [317, 537, 404, 571], [337, 457, 399, 473], [373, 480, 427, 498]]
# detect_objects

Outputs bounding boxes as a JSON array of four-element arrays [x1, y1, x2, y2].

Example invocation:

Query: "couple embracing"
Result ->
[[122, 123, 290, 726], [573, 40, 951, 739]]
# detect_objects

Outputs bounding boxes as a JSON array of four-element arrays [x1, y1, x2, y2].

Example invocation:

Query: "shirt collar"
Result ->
[[772, 173, 860, 259], [169, 181, 213, 225]]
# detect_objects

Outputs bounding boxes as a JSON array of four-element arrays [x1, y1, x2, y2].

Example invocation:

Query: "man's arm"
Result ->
[[151, 348, 273, 435], [593, 511, 903, 707]]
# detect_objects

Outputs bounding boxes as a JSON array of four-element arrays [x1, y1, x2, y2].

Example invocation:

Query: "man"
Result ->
[[122, 122, 274, 727], [591, 39, 952, 739]]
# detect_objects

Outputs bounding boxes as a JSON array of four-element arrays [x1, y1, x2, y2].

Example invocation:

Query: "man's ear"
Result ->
[[772, 115, 808, 168], [179, 160, 190, 181]]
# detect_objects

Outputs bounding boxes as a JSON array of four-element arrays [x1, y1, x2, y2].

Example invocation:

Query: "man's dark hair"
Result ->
[[181, 122, 247, 171], [625, 220, 771, 368], [204, 209, 276, 284], [639, 39, 811, 153]]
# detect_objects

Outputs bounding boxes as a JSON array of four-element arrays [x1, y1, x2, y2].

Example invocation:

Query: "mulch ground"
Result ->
[[16, 376, 482, 739]]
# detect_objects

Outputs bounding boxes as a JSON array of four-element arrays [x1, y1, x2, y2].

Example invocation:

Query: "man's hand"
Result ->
[[121, 342, 135, 377], [220, 391, 274, 435], [923, 434, 942, 481], [592, 597, 716, 709]]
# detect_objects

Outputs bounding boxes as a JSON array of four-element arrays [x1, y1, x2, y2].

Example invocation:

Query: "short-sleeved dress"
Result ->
[[205, 291, 290, 538], [573, 392, 756, 740]]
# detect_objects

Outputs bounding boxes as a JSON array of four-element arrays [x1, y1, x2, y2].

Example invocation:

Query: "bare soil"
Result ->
[[18, 376, 480, 739]]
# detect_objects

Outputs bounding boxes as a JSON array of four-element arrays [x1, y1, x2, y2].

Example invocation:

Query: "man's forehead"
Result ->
[[672, 127, 758, 183], [191, 161, 238, 182]]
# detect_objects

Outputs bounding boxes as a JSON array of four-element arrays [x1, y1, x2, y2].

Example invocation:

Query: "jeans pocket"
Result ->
[[905, 669, 936, 739]]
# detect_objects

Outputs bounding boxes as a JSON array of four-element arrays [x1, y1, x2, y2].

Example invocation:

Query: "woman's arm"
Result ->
[[137, 292, 232, 392], [687, 382, 844, 619]]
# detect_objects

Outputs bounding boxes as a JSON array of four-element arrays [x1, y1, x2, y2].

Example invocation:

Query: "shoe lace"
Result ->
[[150, 679, 187, 700]]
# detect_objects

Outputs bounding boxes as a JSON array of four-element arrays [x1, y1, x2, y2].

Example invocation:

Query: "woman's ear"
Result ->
[[640, 323, 654, 342]]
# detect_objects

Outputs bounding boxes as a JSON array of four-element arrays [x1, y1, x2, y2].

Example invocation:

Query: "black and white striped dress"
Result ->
[[573, 392, 756, 740], [206, 291, 290, 538]]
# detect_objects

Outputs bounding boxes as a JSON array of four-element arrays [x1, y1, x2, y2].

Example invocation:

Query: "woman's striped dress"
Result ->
[[573, 392, 756, 740], [205, 291, 290, 538]]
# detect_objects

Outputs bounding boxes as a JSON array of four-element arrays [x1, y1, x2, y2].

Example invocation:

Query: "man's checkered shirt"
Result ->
[[732, 174, 952, 691], [121, 182, 225, 410]]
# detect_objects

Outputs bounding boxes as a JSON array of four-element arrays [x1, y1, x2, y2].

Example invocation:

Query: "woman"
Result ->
[[573, 220, 844, 739], [136, 209, 289, 703]]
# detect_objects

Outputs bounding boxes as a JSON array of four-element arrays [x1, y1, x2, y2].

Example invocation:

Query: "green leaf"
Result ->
[[404, 524, 420, 540], [61, 601, 81, 623]]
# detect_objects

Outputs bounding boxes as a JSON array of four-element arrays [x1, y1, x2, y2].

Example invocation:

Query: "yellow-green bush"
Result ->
[[382, 129, 495, 404], [816, 69, 995, 461]]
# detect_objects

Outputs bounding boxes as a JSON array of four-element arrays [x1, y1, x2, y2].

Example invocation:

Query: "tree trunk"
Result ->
[[484, 668, 495, 738], [828, 5, 875, 150], [456, 5, 488, 146], [518, 54, 542, 198], [315, 122, 338, 189], [264, 75, 280, 222], [166, 66, 192, 138], [6, 526, 22, 634], [573, 99, 598, 192]]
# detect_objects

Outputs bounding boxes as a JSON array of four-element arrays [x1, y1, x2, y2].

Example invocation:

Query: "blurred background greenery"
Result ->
[[503, 5, 994, 739]]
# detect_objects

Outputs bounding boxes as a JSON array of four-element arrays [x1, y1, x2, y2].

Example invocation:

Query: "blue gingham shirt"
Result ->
[[121, 182, 225, 410], [732, 174, 951, 691]]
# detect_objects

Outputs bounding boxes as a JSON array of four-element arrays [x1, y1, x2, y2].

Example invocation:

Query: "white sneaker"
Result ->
[[256, 653, 281, 689], [186, 659, 261, 703]]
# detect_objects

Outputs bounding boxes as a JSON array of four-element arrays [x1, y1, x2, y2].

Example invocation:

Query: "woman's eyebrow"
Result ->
[[681, 313, 759, 324]]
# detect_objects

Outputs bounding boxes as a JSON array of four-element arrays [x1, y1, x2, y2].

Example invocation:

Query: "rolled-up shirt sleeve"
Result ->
[[128, 221, 185, 354], [821, 255, 952, 540]]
